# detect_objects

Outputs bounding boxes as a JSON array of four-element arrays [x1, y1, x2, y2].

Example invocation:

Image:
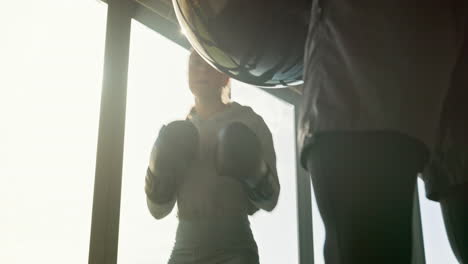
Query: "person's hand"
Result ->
[[149, 120, 199, 173], [215, 122, 267, 185], [146, 120, 199, 203]]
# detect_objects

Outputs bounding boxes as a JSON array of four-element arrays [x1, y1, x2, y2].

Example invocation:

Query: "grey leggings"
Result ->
[[168, 217, 259, 264]]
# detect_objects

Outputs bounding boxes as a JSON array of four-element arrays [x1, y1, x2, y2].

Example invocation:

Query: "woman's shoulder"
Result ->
[[228, 102, 268, 131], [229, 102, 259, 118]]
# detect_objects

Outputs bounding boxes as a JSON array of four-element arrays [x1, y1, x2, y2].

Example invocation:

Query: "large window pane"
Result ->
[[231, 83, 299, 264], [117, 20, 192, 264], [0, 1, 106, 263]]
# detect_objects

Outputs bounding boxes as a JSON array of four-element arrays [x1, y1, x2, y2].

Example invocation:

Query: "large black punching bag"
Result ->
[[173, 0, 311, 88]]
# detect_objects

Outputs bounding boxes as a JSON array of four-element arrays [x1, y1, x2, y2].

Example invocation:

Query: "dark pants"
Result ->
[[305, 132, 428, 263], [440, 185, 468, 263]]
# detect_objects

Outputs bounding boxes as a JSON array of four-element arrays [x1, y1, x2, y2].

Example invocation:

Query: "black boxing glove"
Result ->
[[145, 120, 199, 203], [215, 122, 270, 188]]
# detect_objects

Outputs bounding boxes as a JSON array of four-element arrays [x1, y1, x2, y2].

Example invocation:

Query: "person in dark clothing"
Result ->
[[423, 12, 468, 262], [299, 0, 468, 263]]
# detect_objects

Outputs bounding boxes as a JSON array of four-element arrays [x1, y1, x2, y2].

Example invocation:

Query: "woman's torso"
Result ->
[[176, 102, 258, 219], [170, 103, 262, 263]]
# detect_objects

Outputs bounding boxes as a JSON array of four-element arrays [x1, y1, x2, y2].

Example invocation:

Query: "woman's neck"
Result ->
[[194, 97, 227, 119]]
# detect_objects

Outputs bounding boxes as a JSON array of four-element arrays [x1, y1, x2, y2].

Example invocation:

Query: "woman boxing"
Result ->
[[144, 50, 280, 264]]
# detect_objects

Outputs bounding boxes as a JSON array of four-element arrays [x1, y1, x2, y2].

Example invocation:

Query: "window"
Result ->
[[0, 1, 107, 263], [117, 20, 192, 264]]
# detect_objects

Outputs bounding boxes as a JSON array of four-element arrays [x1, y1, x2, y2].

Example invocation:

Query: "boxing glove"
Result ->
[[215, 122, 268, 188], [145, 120, 199, 203]]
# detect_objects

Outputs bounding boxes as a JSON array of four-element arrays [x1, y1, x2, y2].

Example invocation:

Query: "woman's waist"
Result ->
[[174, 216, 256, 249], [176, 192, 252, 219]]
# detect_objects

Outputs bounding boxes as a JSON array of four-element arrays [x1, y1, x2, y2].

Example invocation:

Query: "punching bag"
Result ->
[[173, 0, 311, 88]]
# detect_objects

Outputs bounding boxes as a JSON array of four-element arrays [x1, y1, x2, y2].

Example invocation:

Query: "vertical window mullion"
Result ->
[[88, 1, 134, 263]]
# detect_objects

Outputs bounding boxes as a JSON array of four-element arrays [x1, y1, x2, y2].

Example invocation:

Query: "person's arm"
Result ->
[[146, 197, 176, 220], [144, 120, 199, 220], [215, 115, 280, 212], [145, 168, 177, 219]]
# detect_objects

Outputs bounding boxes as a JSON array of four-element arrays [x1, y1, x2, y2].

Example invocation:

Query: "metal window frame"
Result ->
[[88, 1, 135, 263], [89, 1, 425, 263]]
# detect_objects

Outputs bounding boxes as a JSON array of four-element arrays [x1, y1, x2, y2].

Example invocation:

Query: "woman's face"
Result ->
[[188, 51, 229, 100]]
